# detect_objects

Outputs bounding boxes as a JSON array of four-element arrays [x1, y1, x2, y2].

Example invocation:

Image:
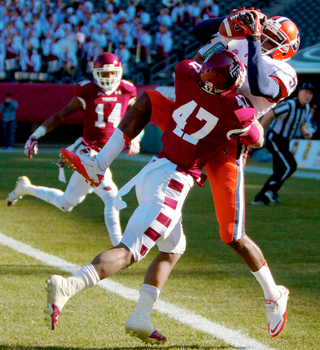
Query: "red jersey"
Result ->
[[74, 79, 137, 147], [157, 60, 255, 181]]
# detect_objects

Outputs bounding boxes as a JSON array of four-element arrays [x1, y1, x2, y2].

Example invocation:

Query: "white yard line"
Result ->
[[0, 232, 275, 350]]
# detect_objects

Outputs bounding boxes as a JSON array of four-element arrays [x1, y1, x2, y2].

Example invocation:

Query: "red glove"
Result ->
[[57, 157, 65, 168], [233, 10, 266, 41], [24, 136, 38, 158]]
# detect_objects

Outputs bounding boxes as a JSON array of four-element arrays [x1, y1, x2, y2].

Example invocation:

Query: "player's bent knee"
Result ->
[[60, 205, 74, 212], [121, 228, 156, 263], [219, 225, 246, 244], [227, 235, 250, 251], [219, 230, 235, 244], [54, 195, 75, 212]]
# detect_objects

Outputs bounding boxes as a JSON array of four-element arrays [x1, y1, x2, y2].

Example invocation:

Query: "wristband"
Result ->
[[31, 126, 47, 139]]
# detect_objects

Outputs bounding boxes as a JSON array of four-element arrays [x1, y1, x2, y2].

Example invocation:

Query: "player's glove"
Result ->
[[24, 136, 38, 158], [127, 137, 140, 156], [53, 157, 65, 168], [233, 10, 266, 42]]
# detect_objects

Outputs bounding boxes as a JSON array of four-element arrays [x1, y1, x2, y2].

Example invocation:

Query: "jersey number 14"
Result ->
[[95, 103, 122, 128]]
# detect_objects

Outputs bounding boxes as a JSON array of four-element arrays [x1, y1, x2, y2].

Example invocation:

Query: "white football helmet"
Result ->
[[92, 52, 123, 91]]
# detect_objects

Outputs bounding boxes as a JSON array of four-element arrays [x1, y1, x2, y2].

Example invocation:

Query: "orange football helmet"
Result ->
[[261, 16, 300, 61]]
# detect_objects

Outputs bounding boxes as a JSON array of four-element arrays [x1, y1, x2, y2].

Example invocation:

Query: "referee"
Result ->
[[252, 83, 314, 205]]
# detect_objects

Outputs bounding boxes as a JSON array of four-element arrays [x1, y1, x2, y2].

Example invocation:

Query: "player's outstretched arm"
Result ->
[[233, 11, 281, 101], [193, 17, 226, 45], [260, 109, 275, 129], [118, 92, 152, 139], [93, 92, 153, 170], [24, 97, 83, 158]]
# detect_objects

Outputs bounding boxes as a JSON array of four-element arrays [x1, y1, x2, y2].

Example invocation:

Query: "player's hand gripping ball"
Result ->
[[219, 8, 266, 40]]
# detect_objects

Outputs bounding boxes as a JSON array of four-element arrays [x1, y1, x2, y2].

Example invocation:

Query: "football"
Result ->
[[219, 10, 266, 40]]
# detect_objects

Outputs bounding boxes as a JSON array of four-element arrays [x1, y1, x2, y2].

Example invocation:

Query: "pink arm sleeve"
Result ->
[[240, 124, 260, 146]]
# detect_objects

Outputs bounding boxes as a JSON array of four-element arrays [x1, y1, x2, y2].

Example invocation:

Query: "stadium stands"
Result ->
[[0, 0, 317, 86]]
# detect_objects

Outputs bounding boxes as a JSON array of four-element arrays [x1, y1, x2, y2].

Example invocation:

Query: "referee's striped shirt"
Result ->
[[269, 97, 310, 140]]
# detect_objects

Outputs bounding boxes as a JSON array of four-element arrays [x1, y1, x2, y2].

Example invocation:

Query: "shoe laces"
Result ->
[[264, 300, 279, 323]]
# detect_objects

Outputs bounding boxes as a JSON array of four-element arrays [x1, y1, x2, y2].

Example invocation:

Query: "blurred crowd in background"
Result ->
[[0, 0, 221, 83]]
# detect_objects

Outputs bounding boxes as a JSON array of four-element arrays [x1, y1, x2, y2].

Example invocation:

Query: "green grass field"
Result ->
[[0, 150, 319, 350]]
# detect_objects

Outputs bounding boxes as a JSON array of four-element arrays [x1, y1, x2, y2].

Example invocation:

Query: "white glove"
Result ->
[[127, 137, 140, 156], [24, 136, 38, 158]]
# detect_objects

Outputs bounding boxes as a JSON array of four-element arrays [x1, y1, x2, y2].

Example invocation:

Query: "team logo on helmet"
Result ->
[[292, 32, 300, 52], [230, 65, 240, 78]]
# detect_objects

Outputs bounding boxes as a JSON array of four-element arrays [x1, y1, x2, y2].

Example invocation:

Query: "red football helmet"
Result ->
[[92, 52, 123, 91], [200, 50, 246, 95], [261, 16, 300, 61]]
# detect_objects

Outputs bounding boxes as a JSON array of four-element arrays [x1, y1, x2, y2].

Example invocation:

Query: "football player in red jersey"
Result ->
[[6, 52, 138, 246], [45, 50, 266, 342], [55, 10, 294, 339]]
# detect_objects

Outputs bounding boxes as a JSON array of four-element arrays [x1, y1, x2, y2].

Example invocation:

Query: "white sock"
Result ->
[[102, 190, 122, 246], [251, 262, 281, 301], [96, 128, 128, 170], [140, 284, 160, 302], [65, 264, 100, 297], [133, 284, 160, 318], [77, 263, 101, 287]]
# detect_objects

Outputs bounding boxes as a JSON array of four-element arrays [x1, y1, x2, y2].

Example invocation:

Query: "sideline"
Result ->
[[2, 147, 319, 180], [0, 231, 275, 350]]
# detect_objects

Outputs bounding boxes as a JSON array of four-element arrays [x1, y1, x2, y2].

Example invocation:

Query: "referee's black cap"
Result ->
[[299, 83, 315, 91]]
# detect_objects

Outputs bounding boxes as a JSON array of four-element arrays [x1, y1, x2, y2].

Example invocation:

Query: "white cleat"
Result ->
[[45, 275, 71, 330], [265, 285, 289, 337], [125, 313, 166, 344], [6, 176, 31, 206]]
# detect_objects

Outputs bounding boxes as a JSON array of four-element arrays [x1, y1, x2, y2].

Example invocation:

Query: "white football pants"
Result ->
[[25, 145, 121, 246], [121, 157, 193, 262]]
